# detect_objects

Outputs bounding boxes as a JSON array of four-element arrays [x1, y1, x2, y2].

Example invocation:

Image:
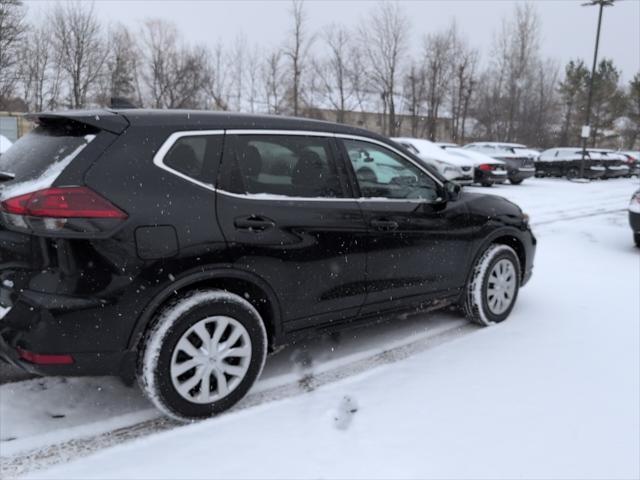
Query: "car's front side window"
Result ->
[[219, 134, 345, 198], [343, 139, 439, 201]]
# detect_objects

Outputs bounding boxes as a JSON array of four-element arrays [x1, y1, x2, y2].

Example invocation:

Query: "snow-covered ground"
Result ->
[[1, 178, 639, 479]]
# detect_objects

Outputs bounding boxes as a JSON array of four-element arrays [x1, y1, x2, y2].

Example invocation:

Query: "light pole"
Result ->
[[579, 0, 615, 179]]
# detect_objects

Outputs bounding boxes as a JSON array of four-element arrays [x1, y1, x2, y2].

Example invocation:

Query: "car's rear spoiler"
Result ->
[[25, 110, 130, 135]]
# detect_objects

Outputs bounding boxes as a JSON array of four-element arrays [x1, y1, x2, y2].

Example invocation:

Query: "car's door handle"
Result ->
[[234, 215, 276, 232], [370, 219, 399, 231]]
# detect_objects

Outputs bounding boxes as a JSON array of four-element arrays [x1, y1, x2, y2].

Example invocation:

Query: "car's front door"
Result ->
[[216, 132, 367, 332], [339, 137, 470, 314]]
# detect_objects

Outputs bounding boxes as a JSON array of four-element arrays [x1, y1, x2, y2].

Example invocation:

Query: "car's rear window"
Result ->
[[0, 124, 97, 183]]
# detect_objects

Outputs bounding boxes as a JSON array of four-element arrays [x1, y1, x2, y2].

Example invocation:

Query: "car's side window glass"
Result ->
[[343, 139, 439, 201], [219, 135, 344, 198], [162, 134, 223, 184]]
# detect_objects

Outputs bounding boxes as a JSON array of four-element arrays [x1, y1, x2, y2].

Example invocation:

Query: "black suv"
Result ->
[[0, 110, 536, 420]]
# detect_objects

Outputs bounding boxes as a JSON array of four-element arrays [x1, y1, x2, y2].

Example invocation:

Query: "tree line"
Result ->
[[0, 0, 637, 148]]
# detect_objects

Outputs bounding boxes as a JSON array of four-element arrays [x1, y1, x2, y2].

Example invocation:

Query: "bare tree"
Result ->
[[359, 2, 409, 136], [52, 1, 109, 108], [140, 19, 210, 109], [19, 22, 63, 111], [245, 45, 262, 113], [474, 3, 542, 142], [423, 28, 454, 140], [203, 42, 230, 111], [284, 0, 312, 116], [314, 24, 357, 123], [403, 63, 427, 137], [449, 24, 478, 143], [263, 49, 286, 115], [108, 24, 141, 105], [140, 19, 179, 108], [0, 0, 26, 108]]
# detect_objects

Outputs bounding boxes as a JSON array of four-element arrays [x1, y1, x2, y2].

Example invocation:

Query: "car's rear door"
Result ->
[[338, 136, 470, 314], [215, 131, 367, 332]]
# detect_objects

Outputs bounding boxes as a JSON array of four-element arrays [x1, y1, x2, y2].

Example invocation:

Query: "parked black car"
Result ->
[[0, 110, 536, 420], [629, 189, 640, 247], [536, 148, 606, 179], [587, 149, 630, 179]]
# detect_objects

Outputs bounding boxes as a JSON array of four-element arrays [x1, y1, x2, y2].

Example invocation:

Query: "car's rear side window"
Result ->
[[0, 125, 96, 182], [219, 134, 345, 198], [161, 134, 223, 184]]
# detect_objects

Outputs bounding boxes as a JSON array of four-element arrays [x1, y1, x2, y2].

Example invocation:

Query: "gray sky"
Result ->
[[27, 0, 640, 82]]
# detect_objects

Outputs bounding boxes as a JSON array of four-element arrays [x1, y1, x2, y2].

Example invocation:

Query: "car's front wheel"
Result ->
[[138, 290, 267, 421], [463, 244, 521, 326], [634, 232, 640, 248], [509, 178, 523, 185]]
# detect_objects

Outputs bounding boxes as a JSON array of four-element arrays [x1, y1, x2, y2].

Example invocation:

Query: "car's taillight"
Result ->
[[2, 187, 127, 219], [0, 186, 127, 236], [479, 164, 493, 171]]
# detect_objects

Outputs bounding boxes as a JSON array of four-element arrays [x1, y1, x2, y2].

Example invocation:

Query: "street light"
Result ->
[[579, 0, 616, 179]]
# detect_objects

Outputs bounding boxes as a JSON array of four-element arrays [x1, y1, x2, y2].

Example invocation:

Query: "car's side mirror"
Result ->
[[444, 181, 462, 202]]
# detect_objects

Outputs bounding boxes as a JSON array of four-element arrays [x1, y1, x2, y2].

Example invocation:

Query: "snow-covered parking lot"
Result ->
[[1, 178, 639, 479]]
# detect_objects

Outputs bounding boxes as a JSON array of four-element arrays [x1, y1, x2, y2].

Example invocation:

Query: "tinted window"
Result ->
[[162, 134, 223, 184], [0, 125, 96, 182], [343, 139, 439, 201], [220, 135, 344, 198]]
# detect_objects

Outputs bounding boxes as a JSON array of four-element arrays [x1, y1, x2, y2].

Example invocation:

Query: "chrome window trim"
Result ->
[[153, 129, 224, 193], [153, 128, 443, 200]]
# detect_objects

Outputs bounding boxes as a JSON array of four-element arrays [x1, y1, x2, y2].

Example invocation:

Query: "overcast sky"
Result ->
[[26, 0, 640, 82]]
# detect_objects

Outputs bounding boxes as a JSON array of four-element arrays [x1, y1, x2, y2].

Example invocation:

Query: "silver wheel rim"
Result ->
[[486, 259, 517, 315], [170, 316, 252, 404]]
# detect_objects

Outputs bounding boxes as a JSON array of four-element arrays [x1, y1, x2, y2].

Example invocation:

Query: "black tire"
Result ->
[[481, 181, 493, 187], [509, 178, 523, 185], [634, 233, 640, 248], [565, 167, 579, 180], [138, 290, 267, 421], [462, 244, 521, 326]]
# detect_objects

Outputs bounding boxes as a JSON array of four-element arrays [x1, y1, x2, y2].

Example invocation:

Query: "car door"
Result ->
[[338, 136, 470, 314], [215, 132, 367, 332]]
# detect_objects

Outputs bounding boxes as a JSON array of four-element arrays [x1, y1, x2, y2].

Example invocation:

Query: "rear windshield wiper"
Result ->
[[0, 171, 15, 182]]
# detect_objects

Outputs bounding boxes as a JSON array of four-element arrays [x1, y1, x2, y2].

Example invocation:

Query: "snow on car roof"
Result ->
[[391, 137, 473, 167]]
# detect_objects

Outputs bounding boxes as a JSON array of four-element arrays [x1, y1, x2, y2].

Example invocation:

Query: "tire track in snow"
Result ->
[[1, 321, 479, 479]]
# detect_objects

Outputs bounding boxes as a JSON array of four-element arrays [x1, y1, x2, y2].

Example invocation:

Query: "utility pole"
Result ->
[[579, 0, 615, 179]]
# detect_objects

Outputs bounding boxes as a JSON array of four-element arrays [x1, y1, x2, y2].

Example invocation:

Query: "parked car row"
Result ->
[[535, 148, 638, 180], [392, 138, 514, 187]]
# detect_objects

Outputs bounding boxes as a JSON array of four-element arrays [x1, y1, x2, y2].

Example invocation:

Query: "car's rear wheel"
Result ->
[[509, 178, 523, 185], [138, 290, 267, 421], [565, 167, 579, 180], [463, 244, 521, 326], [634, 233, 640, 248]]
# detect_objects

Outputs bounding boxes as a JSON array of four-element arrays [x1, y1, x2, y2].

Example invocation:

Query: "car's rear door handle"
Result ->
[[370, 219, 399, 231], [234, 215, 276, 232]]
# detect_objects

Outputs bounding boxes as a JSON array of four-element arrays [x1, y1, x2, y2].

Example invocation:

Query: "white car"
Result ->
[[0, 135, 12, 156], [463, 142, 537, 185], [436, 143, 508, 187], [392, 137, 474, 185]]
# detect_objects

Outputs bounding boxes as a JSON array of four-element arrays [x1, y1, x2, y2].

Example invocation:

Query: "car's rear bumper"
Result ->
[[508, 167, 536, 182], [0, 284, 136, 377], [603, 166, 630, 179]]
